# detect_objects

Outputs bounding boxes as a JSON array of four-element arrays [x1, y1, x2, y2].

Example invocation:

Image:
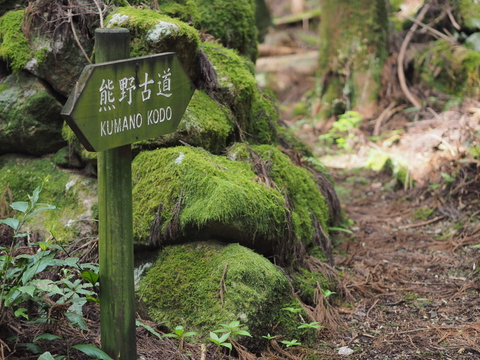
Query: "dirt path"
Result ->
[[328, 168, 480, 359]]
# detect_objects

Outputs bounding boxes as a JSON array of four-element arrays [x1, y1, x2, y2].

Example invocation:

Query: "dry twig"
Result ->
[[397, 4, 430, 108]]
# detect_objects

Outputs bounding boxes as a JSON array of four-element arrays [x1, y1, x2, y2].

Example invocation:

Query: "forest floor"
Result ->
[[256, 1, 480, 359]]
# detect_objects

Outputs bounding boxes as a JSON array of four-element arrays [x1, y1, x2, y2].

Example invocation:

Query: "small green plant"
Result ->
[[213, 320, 252, 337], [321, 288, 336, 298], [209, 331, 232, 357], [0, 185, 56, 239], [281, 339, 301, 347], [297, 322, 324, 330], [262, 333, 276, 340], [318, 111, 363, 151], [164, 325, 198, 352], [0, 186, 101, 358]]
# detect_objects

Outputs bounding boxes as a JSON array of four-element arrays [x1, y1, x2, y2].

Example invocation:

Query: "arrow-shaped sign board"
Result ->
[[61, 52, 195, 152]]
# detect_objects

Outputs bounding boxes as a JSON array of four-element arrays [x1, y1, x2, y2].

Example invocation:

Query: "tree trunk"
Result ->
[[316, 0, 389, 119]]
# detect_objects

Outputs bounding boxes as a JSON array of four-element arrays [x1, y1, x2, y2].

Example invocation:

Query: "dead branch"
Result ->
[[397, 215, 445, 230], [397, 4, 430, 108], [401, 14, 457, 43], [373, 102, 396, 136]]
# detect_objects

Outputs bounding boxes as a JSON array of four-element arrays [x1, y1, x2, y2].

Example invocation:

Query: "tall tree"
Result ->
[[316, 0, 389, 119]]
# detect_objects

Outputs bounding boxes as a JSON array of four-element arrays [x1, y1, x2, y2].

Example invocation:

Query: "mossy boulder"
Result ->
[[132, 144, 332, 265], [138, 241, 312, 350], [0, 10, 32, 73], [0, 71, 66, 155], [201, 42, 282, 146], [134, 89, 234, 154], [105, 7, 200, 81], [0, 8, 94, 97], [0, 155, 97, 241], [195, 0, 258, 62]]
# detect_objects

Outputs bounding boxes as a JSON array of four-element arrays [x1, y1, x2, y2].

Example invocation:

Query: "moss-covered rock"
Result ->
[[195, 0, 258, 62], [0, 71, 66, 155], [201, 42, 282, 146], [0, 10, 31, 72], [132, 145, 286, 252], [0, 7, 94, 97], [415, 39, 480, 97], [134, 89, 234, 154], [105, 6, 200, 81], [0, 155, 97, 241], [132, 143, 332, 265], [138, 241, 311, 350]]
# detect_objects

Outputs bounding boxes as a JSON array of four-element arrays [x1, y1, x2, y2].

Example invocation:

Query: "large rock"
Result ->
[[132, 144, 333, 265], [0, 71, 66, 155], [0, 7, 94, 97], [105, 7, 200, 81], [138, 241, 311, 350], [0, 155, 97, 241], [195, 0, 258, 62], [135, 89, 234, 154]]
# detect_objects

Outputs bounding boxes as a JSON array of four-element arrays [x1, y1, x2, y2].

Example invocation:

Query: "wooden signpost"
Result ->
[[61, 28, 195, 359]]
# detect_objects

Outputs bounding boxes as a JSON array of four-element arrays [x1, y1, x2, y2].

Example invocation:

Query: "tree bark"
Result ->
[[316, 0, 389, 119]]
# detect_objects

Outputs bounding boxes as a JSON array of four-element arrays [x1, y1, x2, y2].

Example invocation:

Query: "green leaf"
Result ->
[[21, 253, 57, 285], [13, 232, 30, 238], [18, 285, 37, 298], [221, 342, 232, 351], [18, 343, 43, 354], [281, 307, 302, 313], [471, 244, 480, 248], [233, 329, 252, 337], [328, 227, 354, 234], [321, 289, 336, 298], [86, 295, 100, 304], [65, 312, 87, 331], [14, 307, 29, 320], [32, 186, 41, 205], [298, 322, 323, 329], [33, 334, 63, 342], [135, 320, 162, 340], [10, 201, 29, 213], [183, 331, 198, 337], [72, 344, 114, 360], [0, 218, 19, 230], [38, 352, 56, 360], [81, 270, 100, 286]]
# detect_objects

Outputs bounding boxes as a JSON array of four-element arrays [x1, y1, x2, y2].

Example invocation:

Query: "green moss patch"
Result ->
[[416, 40, 480, 97], [201, 43, 281, 145], [132, 146, 286, 251], [457, 0, 480, 30], [0, 155, 97, 241], [138, 241, 309, 349], [132, 143, 332, 265], [105, 7, 200, 79], [134, 89, 234, 154], [196, 0, 258, 62], [227, 144, 331, 263], [0, 10, 30, 72]]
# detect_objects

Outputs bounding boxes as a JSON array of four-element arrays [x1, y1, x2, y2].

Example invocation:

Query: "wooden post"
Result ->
[[96, 28, 137, 360]]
